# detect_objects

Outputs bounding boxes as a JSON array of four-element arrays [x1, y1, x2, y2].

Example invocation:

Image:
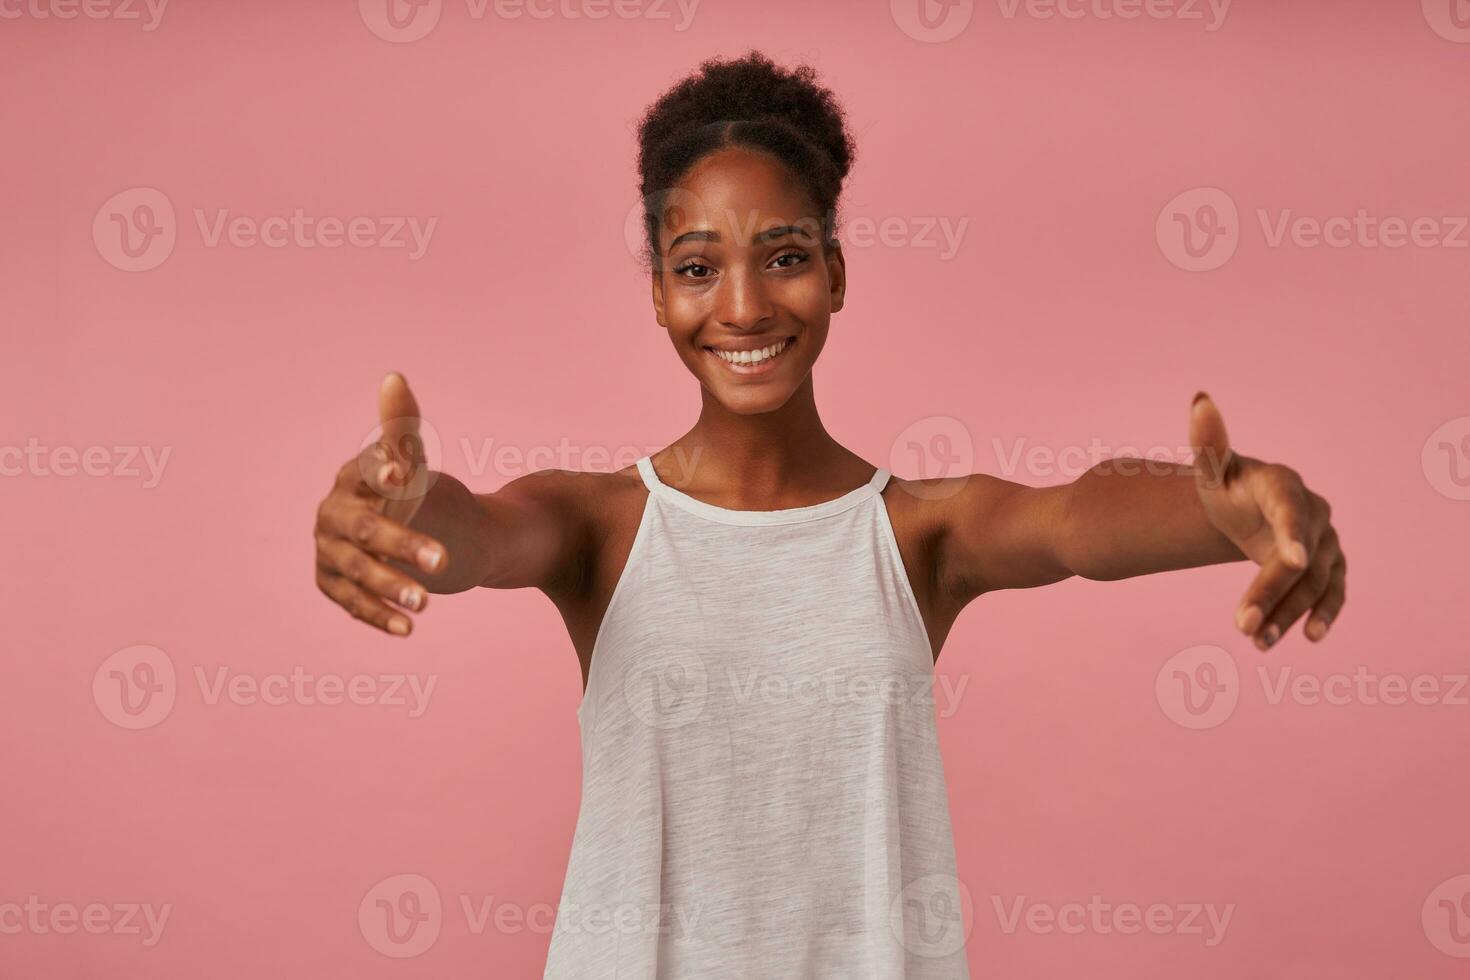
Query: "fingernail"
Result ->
[[1306, 619, 1324, 641], [1261, 624, 1280, 648], [1193, 391, 1209, 406], [1287, 541, 1308, 568], [378, 463, 394, 486], [418, 545, 443, 571], [400, 587, 421, 610], [1238, 605, 1263, 635], [388, 617, 409, 636]]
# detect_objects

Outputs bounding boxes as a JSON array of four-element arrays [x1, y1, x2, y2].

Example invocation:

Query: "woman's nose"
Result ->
[[715, 266, 776, 331]]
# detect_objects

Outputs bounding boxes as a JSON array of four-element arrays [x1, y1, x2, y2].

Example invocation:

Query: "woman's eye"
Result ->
[[771, 252, 807, 269], [676, 262, 713, 279]]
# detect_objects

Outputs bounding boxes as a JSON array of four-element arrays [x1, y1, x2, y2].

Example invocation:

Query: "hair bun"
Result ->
[[635, 50, 857, 267]]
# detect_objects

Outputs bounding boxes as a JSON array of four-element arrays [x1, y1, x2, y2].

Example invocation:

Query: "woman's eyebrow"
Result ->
[[667, 225, 809, 250], [669, 229, 718, 249]]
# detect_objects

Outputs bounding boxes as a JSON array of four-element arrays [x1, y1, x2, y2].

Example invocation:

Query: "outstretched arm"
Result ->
[[312, 373, 585, 636], [936, 393, 1347, 651]]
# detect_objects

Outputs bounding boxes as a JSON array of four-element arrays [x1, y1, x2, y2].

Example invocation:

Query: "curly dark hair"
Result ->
[[635, 50, 856, 272]]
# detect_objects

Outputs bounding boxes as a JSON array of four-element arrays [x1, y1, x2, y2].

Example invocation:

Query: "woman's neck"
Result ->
[[657, 377, 873, 505]]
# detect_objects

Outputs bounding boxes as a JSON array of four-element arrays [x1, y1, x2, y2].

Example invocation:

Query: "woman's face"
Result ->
[[651, 147, 846, 416]]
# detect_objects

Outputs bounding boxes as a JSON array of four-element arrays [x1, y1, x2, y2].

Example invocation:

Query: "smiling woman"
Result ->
[[310, 49, 1347, 979]]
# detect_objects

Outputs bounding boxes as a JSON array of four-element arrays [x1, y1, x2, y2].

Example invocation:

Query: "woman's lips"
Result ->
[[703, 336, 796, 376]]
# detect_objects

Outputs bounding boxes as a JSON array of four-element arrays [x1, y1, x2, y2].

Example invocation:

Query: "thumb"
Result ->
[[378, 371, 424, 472], [1189, 391, 1235, 491]]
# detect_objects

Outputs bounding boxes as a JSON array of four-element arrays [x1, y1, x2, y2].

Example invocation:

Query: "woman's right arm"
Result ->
[[312, 372, 586, 637]]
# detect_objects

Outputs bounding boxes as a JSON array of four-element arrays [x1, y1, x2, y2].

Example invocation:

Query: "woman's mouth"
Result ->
[[704, 336, 796, 376]]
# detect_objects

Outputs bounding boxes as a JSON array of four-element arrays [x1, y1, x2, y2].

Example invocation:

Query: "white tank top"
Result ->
[[543, 456, 971, 979]]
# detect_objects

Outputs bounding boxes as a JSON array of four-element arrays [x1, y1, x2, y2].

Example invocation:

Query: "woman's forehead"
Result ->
[[659, 151, 821, 246]]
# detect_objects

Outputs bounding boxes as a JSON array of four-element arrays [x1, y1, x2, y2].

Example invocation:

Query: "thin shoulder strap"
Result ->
[[635, 455, 661, 493], [868, 466, 891, 493]]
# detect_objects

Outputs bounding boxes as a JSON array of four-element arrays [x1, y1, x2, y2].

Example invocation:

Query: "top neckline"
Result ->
[[635, 456, 891, 526]]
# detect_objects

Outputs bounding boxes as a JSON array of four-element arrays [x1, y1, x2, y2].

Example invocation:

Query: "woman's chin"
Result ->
[[708, 383, 800, 416]]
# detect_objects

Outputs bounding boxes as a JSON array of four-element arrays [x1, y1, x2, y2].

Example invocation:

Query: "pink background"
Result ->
[[4, 0, 1469, 976]]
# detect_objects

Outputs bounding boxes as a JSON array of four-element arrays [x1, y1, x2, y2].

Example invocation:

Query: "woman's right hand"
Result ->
[[313, 372, 448, 636]]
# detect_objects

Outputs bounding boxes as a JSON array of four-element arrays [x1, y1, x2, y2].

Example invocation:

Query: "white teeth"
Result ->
[[714, 338, 789, 365]]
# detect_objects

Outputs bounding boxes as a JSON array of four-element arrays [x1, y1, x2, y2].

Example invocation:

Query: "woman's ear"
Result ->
[[651, 270, 669, 328], [827, 242, 846, 314]]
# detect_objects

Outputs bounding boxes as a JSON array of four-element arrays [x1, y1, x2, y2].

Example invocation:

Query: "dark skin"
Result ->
[[313, 147, 1347, 686]]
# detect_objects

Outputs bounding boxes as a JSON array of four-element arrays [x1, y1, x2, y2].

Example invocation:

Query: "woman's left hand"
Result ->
[[1188, 392, 1347, 651]]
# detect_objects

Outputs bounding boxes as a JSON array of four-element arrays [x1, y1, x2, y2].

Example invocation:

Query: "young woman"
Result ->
[[312, 51, 1346, 979]]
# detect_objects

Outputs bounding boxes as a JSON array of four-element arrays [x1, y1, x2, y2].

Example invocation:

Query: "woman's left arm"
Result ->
[[1056, 392, 1347, 650], [936, 392, 1347, 652]]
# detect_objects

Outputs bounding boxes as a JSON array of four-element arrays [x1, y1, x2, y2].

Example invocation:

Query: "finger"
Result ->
[[1305, 555, 1346, 642], [1253, 468, 1313, 570], [1252, 548, 1335, 651], [318, 502, 446, 573], [1189, 392, 1236, 491], [316, 570, 412, 636], [355, 442, 414, 502], [338, 444, 386, 492], [378, 371, 423, 464], [1236, 550, 1308, 637], [316, 535, 429, 612]]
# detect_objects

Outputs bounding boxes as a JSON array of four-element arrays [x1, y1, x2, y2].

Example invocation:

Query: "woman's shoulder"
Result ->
[[490, 464, 649, 550]]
